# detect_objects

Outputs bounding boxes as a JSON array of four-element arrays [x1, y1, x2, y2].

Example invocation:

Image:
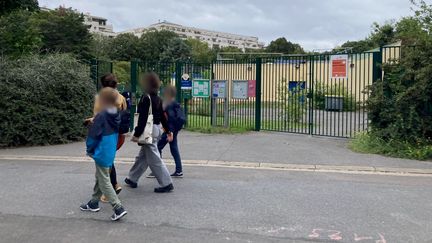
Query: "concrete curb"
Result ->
[[1, 155, 432, 176]]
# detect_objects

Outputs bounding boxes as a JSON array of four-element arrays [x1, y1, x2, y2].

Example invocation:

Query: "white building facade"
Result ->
[[83, 13, 116, 37], [41, 7, 116, 38], [120, 21, 264, 51]]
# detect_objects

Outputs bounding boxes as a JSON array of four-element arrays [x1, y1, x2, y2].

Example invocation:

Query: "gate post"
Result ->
[[175, 62, 182, 103], [255, 58, 262, 131], [308, 55, 314, 135], [130, 60, 138, 132], [372, 47, 383, 82]]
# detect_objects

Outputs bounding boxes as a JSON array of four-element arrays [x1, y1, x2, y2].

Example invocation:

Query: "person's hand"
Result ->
[[83, 117, 94, 126], [131, 136, 139, 143], [166, 133, 173, 142]]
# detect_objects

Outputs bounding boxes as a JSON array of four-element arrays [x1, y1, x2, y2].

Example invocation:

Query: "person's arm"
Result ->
[[160, 101, 171, 134], [133, 96, 150, 138], [86, 114, 103, 156]]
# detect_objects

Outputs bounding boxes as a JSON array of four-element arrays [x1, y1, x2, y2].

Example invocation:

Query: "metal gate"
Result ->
[[127, 46, 400, 138]]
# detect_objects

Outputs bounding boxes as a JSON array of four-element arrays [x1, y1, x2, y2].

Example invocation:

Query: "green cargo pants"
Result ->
[[91, 164, 122, 209]]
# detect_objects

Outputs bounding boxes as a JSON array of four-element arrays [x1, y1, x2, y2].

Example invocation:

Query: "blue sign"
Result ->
[[181, 79, 192, 90]]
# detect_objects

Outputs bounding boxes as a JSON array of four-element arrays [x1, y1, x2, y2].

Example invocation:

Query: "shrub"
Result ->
[[277, 79, 307, 122], [0, 54, 96, 147], [312, 82, 357, 112]]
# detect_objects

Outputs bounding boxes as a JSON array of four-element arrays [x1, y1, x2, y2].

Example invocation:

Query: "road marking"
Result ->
[[0, 155, 432, 177]]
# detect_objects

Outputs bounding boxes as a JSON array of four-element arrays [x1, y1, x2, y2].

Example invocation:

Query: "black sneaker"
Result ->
[[80, 200, 100, 212], [146, 173, 156, 178], [124, 178, 137, 188], [170, 172, 183, 178], [111, 206, 127, 221], [154, 183, 174, 193]]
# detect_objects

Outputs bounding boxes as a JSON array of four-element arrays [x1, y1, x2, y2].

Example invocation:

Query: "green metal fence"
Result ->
[[89, 59, 113, 90], [127, 46, 400, 138]]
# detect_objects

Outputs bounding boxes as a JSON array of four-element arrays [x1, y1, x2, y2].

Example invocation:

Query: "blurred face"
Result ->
[[163, 91, 175, 102]]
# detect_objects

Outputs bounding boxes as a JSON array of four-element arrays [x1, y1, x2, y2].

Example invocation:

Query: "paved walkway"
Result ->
[[1, 131, 431, 171]]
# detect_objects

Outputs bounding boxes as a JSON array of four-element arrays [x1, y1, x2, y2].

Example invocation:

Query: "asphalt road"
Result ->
[[0, 159, 431, 243]]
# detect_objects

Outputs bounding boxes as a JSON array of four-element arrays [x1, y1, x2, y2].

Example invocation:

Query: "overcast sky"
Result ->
[[39, 0, 414, 51]]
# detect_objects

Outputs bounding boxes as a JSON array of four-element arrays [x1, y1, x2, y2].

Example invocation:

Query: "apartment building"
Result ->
[[120, 21, 264, 51], [41, 6, 116, 38], [83, 13, 116, 37]]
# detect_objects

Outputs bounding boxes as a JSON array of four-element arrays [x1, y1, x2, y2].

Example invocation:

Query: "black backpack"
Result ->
[[168, 102, 186, 131]]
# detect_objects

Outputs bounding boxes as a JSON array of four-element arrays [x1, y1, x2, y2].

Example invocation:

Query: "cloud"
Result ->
[[39, 0, 413, 50]]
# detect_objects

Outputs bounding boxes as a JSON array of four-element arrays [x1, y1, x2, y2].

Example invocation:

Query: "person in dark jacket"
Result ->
[[125, 72, 174, 193], [157, 85, 184, 177], [80, 87, 127, 221]]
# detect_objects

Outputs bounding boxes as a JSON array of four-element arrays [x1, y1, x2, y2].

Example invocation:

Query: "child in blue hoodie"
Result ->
[[80, 88, 127, 221]]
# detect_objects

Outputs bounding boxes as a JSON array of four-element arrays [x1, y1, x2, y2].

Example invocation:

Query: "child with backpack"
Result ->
[[157, 85, 185, 177], [85, 73, 130, 201], [80, 87, 127, 221]]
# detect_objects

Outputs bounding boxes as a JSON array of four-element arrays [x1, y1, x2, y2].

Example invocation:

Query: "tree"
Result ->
[[185, 38, 214, 63], [339, 40, 374, 53], [266, 37, 305, 54], [0, 0, 39, 16], [90, 34, 112, 60], [138, 29, 181, 62], [160, 38, 191, 63], [368, 0, 432, 145], [35, 7, 93, 60], [108, 33, 140, 61], [369, 22, 396, 47], [0, 10, 42, 56]]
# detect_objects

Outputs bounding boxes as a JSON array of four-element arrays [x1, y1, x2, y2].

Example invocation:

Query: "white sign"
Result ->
[[232, 80, 248, 99]]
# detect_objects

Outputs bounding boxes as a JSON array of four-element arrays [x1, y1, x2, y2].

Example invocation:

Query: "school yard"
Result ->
[[1, 131, 432, 242]]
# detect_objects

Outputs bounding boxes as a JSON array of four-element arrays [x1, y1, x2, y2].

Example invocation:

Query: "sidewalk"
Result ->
[[1, 131, 431, 171]]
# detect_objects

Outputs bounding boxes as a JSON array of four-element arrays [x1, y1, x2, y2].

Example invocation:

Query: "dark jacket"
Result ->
[[86, 108, 120, 167], [133, 94, 170, 137], [165, 101, 182, 132]]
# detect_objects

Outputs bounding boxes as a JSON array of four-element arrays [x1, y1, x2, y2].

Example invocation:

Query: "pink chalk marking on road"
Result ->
[[354, 233, 373, 241], [328, 230, 343, 241], [308, 229, 323, 238], [376, 233, 387, 243]]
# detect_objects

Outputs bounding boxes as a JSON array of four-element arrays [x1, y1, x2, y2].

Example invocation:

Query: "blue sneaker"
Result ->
[[80, 200, 100, 212], [111, 206, 127, 221]]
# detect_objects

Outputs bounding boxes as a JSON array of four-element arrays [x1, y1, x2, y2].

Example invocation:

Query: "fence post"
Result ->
[[175, 62, 182, 103], [130, 60, 138, 132], [255, 58, 262, 131], [308, 55, 314, 135], [372, 47, 383, 82]]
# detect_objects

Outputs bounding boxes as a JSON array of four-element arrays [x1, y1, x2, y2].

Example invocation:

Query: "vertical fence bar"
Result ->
[[308, 55, 314, 135], [130, 60, 138, 131], [255, 58, 262, 131]]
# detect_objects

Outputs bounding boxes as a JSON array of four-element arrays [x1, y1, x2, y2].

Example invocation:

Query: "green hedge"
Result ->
[[0, 54, 96, 147]]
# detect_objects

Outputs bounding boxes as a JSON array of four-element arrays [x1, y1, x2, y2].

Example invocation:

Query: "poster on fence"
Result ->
[[232, 80, 248, 99], [330, 54, 348, 79], [248, 80, 256, 97], [212, 80, 227, 98], [192, 79, 210, 98]]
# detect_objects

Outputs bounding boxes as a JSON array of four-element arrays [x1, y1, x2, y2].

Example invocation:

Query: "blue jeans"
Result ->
[[158, 131, 182, 173]]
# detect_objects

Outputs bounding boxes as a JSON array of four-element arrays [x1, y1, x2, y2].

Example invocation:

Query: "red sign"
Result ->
[[331, 55, 348, 78], [248, 80, 256, 97]]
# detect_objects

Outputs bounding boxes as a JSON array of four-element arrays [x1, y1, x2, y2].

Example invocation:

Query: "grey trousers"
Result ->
[[128, 125, 173, 187]]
